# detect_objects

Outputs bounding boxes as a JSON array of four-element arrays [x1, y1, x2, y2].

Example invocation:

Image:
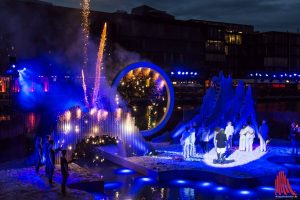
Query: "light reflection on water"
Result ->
[[83, 162, 276, 200]]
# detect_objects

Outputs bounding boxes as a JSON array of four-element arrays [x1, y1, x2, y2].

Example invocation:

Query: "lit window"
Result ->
[[225, 34, 242, 45]]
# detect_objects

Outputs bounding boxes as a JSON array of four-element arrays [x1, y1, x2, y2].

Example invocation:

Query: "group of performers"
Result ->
[[180, 120, 270, 163]]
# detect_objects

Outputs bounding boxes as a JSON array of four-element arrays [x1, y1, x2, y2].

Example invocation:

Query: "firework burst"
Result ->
[[81, 69, 89, 107], [81, 0, 90, 70], [92, 22, 107, 106]]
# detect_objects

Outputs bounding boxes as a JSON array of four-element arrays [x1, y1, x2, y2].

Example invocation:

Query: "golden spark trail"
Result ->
[[81, 0, 90, 69], [81, 69, 89, 107], [92, 22, 107, 106]]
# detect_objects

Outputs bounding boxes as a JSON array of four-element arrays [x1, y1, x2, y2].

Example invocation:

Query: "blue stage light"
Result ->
[[104, 182, 122, 189], [178, 71, 181, 75], [280, 74, 283, 77], [258, 186, 274, 191], [194, 72, 197, 75], [273, 75, 276, 78], [23, 67, 27, 71], [255, 73, 258, 76], [265, 74, 268, 77], [289, 75, 292, 77], [114, 168, 135, 175], [138, 177, 155, 183], [190, 72, 194, 75], [12, 64, 16, 68], [239, 190, 251, 195], [185, 72, 188, 75], [171, 72, 174, 75], [259, 74, 262, 77], [140, 177, 151, 182], [177, 180, 186, 184], [294, 73, 297, 76], [215, 186, 225, 191], [197, 182, 212, 187], [250, 74, 253, 77], [171, 179, 189, 186]]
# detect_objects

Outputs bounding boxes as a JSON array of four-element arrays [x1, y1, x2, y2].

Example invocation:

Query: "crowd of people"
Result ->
[[180, 120, 271, 164], [34, 135, 73, 196]]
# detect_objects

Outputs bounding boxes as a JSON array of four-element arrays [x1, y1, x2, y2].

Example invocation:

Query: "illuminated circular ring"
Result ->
[[112, 62, 174, 137]]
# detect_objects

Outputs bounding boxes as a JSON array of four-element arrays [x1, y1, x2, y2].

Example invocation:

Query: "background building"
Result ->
[[1, 1, 300, 78]]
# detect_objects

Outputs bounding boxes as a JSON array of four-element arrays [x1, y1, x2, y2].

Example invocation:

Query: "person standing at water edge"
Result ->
[[245, 123, 255, 152], [258, 120, 269, 152], [215, 128, 227, 164], [43, 135, 51, 175], [225, 121, 234, 150], [239, 125, 247, 151], [60, 150, 69, 196], [46, 140, 61, 186], [289, 122, 298, 155], [34, 137, 42, 174]]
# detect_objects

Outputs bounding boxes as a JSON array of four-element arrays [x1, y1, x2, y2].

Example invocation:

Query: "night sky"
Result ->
[[42, 0, 300, 32]]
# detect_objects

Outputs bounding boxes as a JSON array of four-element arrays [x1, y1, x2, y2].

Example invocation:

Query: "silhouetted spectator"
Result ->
[[34, 137, 42, 174], [45, 140, 61, 187], [289, 122, 298, 155], [60, 150, 69, 196], [42, 135, 51, 174]]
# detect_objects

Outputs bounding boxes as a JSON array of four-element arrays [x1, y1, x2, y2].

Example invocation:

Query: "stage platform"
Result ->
[[98, 139, 299, 188]]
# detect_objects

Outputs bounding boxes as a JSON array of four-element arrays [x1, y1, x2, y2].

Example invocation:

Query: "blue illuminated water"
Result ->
[[73, 160, 297, 200]]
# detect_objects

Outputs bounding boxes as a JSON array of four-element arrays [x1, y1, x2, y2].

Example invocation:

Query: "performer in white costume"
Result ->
[[258, 120, 269, 152], [245, 124, 255, 152], [225, 121, 234, 150], [213, 127, 220, 152], [189, 124, 196, 157], [180, 126, 191, 159], [239, 125, 247, 151]]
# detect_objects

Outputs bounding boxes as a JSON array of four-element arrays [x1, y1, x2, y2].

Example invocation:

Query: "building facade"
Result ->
[[1, 1, 300, 78]]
